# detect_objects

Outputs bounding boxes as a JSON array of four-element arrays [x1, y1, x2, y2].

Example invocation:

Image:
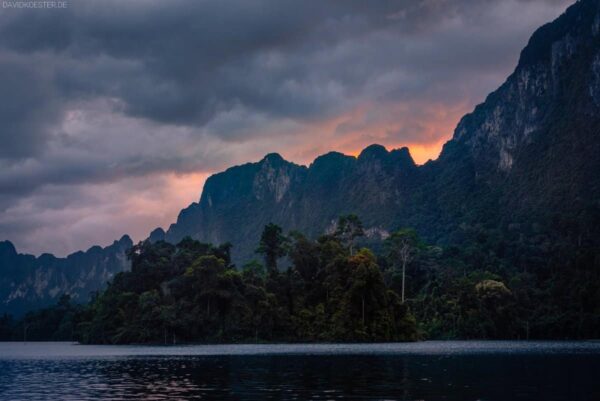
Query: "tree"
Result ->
[[386, 229, 420, 303], [138, 290, 162, 342], [0, 314, 14, 341], [474, 279, 515, 338], [288, 231, 320, 282], [334, 214, 364, 255], [332, 249, 401, 341], [256, 223, 289, 275], [33, 228, 424, 344], [184, 255, 226, 319]]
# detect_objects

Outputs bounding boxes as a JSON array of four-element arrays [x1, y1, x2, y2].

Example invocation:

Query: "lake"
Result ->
[[0, 341, 599, 400]]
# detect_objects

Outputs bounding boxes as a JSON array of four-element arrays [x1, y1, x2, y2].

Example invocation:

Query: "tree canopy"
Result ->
[[3, 214, 599, 343]]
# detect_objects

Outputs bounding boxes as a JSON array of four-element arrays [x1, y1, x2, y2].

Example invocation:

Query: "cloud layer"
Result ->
[[0, 0, 572, 256]]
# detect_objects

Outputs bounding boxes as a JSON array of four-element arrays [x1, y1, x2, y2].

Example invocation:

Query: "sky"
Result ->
[[0, 0, 573, 257]]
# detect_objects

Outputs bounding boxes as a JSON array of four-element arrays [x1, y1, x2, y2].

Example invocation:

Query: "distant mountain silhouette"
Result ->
[[0, 236, 132, 316]]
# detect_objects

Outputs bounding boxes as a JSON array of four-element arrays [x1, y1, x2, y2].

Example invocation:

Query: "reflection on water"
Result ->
[[0, 342, 599, 400]]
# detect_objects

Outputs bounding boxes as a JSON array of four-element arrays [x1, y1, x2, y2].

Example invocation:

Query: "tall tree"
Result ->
[[256, 223, 289, 275], [184, 255, 226, 319], [386, 229, 419, 303], [334, 214, 364, 255], [332, 249, 399, 341]]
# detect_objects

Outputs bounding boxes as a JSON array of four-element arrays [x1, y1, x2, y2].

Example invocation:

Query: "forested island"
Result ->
[[1, 212, 598, 344]]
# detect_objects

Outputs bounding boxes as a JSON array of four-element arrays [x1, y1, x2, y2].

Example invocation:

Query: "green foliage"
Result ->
[[401, 222, 600, 340], [334, 214, 364, 255], [0, 294, 80, 341], [385, 228, 423, 303], [8, 211, 600, 343], [64, 223, 418, 344], [256, 223, 289, 274]]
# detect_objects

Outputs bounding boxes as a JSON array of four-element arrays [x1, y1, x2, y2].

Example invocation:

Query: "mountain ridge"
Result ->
[[0, 236, 132, 316], [1, 0, 599, 315], [165, 0, 600, 263]]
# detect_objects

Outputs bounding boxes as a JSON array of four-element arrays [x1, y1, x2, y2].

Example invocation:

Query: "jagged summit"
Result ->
[[358, 144, 389, 161], [310, 151, 352, 166], [0, 240, 16, 252], [256, 144, 416, 170], [198, 145, 418, 182], [0, 240, 17, 260], [166, 1, 600, 263], [261, 152, 286, 164], [117, 234, 133, 246], [445, 0, 600, 174], [149, 228, 166, 243], [0, 236, 132, 316], [517, 0, 599, 69]]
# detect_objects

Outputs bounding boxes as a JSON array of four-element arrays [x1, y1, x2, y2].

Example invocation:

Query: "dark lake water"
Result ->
[[0, 341, 599, 400]]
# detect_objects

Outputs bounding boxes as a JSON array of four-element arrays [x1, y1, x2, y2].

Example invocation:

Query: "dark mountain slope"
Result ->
[[0, 236, 132, 317], [434, 0, 600, 237], [165, 145, 421, 262], [166, 0, 600, 263]]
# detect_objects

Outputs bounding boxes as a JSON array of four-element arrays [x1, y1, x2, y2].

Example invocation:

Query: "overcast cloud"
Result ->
[[0, 0, 573, 256]]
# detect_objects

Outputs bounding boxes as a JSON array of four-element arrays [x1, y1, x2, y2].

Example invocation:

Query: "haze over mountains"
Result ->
[[1, 0, 599, 316]]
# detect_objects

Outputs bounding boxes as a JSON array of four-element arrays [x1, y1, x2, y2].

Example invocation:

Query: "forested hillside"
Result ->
[[3, 212, 598, 343]]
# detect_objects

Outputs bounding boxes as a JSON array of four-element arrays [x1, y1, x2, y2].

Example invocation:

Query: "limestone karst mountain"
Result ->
[[166, 0, 600, 263], [1, 0, 599, 315]]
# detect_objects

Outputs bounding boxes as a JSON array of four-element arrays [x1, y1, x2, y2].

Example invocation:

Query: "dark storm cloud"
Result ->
[[0, 0, 574, 255], [0, 53, 62, 158], [0, 0, 568, 128]]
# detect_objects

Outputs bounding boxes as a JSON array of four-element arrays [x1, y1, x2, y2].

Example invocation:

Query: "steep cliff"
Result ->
[[166, 0, 600, 263], [0, 236, 132, 316]]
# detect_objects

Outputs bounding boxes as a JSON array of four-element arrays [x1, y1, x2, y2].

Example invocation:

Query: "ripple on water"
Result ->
[[0, 342, 599, 400]]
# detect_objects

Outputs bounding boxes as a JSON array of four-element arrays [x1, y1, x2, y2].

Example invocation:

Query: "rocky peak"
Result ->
[[449, 0, 600, 174], [253, 162, 291, 202], [149, 228, 166, 243], [0, 237, 133, 317], [0, 240, 17, 259], [117, 234, 133, 248], [311, 151, 353, 169], [253, 153, 304, 203], [358, 144, 389, 162], [308, 151, 355, 182], [389, 147, 416, 168], [261, 152, 285, 165], [357, 144, 416, 175], [517, 0, 599, 69]]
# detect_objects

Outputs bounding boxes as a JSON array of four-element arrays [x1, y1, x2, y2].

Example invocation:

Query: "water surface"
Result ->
[[1, 341, 599, 400]]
